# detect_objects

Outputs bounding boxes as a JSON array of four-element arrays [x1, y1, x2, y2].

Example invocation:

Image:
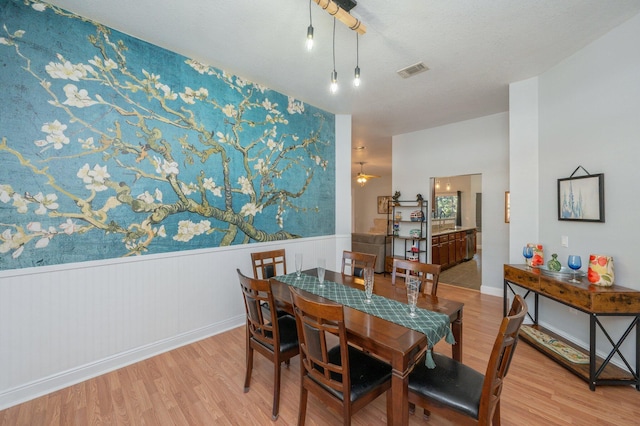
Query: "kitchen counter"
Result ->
[[431, 226, 477, 237]]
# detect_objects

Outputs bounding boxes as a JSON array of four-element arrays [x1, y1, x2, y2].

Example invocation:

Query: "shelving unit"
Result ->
[[385, 199, 428, 271]]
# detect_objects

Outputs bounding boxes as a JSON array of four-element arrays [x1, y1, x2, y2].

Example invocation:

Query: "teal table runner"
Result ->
[[276, 272, 456, 367]]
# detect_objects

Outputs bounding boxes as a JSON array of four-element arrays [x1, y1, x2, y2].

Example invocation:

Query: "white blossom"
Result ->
[[62, 84, 97, 108], [12, 194, 29, 213], [45, 61, 87, 81], [240, 202, 263, 217], [154, 225, 166, 238], [41, 119, 67, 134], [253, 158, 268, 174], [238, 176, 253, 195], [287, 96, 305, 114], [172, 220, 211, 242], [59, 218, 78, 235], [0, 185, 13, 203], [222, 104, 237, 118], [136, 191, 155, 204]]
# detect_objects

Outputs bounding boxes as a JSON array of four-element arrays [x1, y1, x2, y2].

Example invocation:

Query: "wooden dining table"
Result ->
[[270, 269, 464, 426]]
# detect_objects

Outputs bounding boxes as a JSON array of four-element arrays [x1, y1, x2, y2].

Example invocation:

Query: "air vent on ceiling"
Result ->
[[397, 62, 429, 79]]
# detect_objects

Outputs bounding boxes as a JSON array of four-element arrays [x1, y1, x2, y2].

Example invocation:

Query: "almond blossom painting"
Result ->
[[0, 0, 335, 270]]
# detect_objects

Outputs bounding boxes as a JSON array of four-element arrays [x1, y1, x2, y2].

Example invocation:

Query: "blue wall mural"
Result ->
[[0, 0, 336, 270]]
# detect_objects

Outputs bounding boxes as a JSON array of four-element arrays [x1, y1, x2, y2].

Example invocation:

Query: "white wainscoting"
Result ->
[[0, 235, 346, 409]]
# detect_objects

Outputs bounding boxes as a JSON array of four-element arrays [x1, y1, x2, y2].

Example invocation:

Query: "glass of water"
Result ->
[[295, 253, 303, 279], [406, 276, 420, 317], [363, 267, 374, 303], [317, 258, 326, 287]]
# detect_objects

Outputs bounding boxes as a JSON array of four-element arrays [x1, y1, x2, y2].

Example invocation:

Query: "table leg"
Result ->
[[451, 312, 463, 362], [391, 368, 409, 426]]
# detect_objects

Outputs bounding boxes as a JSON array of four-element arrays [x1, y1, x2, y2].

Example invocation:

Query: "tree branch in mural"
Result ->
[[0, 5, 330, 261]]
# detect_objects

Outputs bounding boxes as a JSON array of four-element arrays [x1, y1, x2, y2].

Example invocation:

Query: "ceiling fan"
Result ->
[[355, 162, 380, 186]]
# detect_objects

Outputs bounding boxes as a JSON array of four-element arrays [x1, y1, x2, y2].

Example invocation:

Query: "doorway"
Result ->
[[430, 174, 482, 290]]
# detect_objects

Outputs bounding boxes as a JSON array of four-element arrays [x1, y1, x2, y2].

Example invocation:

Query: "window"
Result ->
[[435, 195, 458, 219]]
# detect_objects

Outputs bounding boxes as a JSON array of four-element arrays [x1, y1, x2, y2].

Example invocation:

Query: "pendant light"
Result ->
[[330, 17, 338, 94], [306, 0, 314, 51], [353, 33, 361, 87]]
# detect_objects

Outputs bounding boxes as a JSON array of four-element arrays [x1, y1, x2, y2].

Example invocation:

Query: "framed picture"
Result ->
[[377, 195, 392, 214], [504, 191, 510, 223], [558, 173, 604, 222]]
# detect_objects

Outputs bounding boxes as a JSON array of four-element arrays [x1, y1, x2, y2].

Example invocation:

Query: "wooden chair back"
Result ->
[[407, 294, 527, 425], [251, 249, 286, 279], [237, 268, 299, 420], [341, 250, 377, 278], [290, 288, 349, 396], [480, 294, 527, 421], [289, 287, 392, 424], [237, 269, 279, 349], [391, 258, 442, 297]]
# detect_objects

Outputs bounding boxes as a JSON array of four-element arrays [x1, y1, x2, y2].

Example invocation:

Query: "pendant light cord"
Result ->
[[356, 33, 359, 67], [332, 17, 336, 72]]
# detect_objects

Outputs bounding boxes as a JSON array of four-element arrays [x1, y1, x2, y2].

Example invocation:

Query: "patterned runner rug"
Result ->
[[520, 325, 589, 364]]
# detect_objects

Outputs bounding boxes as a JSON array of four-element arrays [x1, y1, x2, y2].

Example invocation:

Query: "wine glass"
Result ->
[[523, 246, 534, 269], [295, 253, 303, 279], [363, 267, 374, 303], [317, 258, 326, 287], [406, 276, 420, 317], [567, 255, 582, 283]]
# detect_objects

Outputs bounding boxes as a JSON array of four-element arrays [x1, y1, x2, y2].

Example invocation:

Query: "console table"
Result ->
[[503, 264, 640, 390]]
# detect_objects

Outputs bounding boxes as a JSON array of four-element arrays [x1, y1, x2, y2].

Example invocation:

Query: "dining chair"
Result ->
[[289, 287, 393, 425], [407, 294, 528, 425], [391, 258, 442, 297], [341, 250, 377, 278], [251, 249, 289, 319], [237, 269, 299, 421], [251, 248, 287, 279]]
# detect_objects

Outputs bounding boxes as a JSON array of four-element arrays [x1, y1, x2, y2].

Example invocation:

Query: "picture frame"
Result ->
[[504, 191, 510, 223], [558, 173, 604, 222], [377, 195, 392, 214]]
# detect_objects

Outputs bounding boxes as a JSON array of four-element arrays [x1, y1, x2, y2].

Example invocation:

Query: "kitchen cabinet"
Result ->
[[431, 228, 476, 270]]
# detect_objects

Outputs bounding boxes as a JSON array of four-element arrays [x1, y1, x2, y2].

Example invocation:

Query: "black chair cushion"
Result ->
[[253, 314, 299, 353], [275, 315, 300, 353], [263, 264, 276, 279], [408, 352, 484, 419], [313, 345, 391, 403]]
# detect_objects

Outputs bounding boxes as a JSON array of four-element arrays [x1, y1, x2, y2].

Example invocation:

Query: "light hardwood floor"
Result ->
[[2, 278, 639, 425]]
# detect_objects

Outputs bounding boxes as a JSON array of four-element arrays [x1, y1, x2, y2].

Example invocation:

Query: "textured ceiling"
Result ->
[[46, 0, 640, 179]]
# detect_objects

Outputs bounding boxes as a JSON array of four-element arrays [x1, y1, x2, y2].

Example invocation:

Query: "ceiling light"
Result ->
[[330, 18, 338, 94], [354, 162, 380, 187], [353, 33, 361, 87], [306, 0, 314, 51]]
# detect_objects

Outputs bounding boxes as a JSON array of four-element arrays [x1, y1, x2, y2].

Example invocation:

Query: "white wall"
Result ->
[[508, 77, 540, 262], [393, 113, 510, 295], [510, 13, 640, 367], [352, 176, 392, 234], [0, 117, 353, 410]]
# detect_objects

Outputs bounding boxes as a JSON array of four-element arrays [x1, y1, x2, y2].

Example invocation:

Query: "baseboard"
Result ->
[[0, 315, 245, 410]]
